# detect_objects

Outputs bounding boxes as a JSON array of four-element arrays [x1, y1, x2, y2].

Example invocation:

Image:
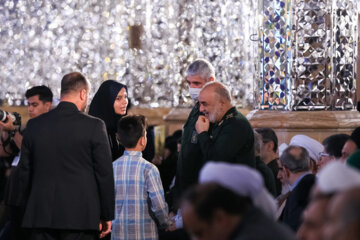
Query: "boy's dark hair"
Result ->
[[255, 128, 278, 153], [117, 115, 147, 148], [25, 85, 53, 103]]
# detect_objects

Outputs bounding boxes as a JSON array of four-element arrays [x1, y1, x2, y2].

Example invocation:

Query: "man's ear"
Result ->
[[265, 141, 275, 152], [212, 209, 229, 227], [44, 102, 52, 111], [115, 133, 120, 142], [283, 166, 291, 178], [139, 136, 146, 147], [80, 89, 87, 101], [219, 97, 226, 106]]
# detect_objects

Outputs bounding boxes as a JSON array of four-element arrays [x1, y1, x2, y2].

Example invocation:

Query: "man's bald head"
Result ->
[[201, 82, 232, 103], [280, 145, 310, 173], [60, 72, 90, 112], [61, 72, 90, 97], [198, 82, 233, 123]]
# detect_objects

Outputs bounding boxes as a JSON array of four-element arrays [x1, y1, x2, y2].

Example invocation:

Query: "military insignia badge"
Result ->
[[191, 130, 198, 144], [225, 113, 234, 120]]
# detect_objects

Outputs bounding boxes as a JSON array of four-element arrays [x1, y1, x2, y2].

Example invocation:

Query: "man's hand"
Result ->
[[169, 211, 176, 218], [99, 220, 112, 238], [195, 115, 210, 134], [167, 219, 177, 231], [0, 115, 15, 131], [151, 155, 162, 166]]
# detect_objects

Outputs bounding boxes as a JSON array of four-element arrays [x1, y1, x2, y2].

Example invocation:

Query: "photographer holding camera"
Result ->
[[0, 86, 53, 158], [0, 85, 53, 240], [0, 111, 22, 158]]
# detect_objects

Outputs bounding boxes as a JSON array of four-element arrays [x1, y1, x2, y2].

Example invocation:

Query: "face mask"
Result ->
[[188, 87, 202, 100]]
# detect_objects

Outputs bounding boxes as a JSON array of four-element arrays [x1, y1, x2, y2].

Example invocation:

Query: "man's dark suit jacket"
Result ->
[[17, 102, 115, 230], [280, 173, 315, 231]]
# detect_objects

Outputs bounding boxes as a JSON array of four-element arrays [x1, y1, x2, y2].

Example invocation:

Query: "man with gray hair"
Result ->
[[278, 145, 315, 232], [176, 59, 215, 197], [195, 82, 255, 166]]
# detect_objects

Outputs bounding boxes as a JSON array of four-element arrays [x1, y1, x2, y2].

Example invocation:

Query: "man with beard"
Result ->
[[195, 82, 255, 166]]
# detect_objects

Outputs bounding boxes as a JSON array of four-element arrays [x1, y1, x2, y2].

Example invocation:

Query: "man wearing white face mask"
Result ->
[[175, 59, 215, 198]]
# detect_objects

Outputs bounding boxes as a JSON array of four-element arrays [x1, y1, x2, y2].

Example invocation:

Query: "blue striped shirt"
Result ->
[[112, 151, 169, 240]]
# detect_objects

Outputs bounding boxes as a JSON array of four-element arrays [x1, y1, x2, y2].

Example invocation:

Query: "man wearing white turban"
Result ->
[[297, 161, 360, 240], [180, 162, 296, 240], [289, 135, 323, 174], [199, 162, 276, 218], [316, 161, 360, 194]]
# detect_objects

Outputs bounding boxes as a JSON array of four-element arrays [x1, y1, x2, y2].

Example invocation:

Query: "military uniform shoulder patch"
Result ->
[[191, 130, 198, 144], [225, 113, 234, 120]]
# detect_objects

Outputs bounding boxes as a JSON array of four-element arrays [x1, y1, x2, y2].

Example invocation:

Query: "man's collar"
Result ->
[[57, 101, 79, 112], [216, 106, 236, 126], [290, 172, 312, 191]]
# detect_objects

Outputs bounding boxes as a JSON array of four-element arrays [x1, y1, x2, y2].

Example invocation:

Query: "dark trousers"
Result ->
[[0, 206, 29, 240], [30, 229, 98, 240]]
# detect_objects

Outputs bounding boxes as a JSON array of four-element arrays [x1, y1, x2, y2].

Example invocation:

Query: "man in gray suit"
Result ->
[[18, 72, 114, 240]]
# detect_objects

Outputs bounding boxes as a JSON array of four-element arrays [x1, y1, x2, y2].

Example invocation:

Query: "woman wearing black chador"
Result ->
[[89, 80, 128, 161]]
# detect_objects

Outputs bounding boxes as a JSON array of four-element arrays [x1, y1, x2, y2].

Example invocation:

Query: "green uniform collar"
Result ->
[[217, 106, 237, 126]]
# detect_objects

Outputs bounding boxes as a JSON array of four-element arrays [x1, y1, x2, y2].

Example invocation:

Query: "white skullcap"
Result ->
[[317, 161, 360, 194], [278, 143, 288, 157], [289, 135, 324, 163], [199, 162, 277, 219]]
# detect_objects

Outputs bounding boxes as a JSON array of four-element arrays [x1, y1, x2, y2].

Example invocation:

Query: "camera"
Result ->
[[0, 110, 21, 127]]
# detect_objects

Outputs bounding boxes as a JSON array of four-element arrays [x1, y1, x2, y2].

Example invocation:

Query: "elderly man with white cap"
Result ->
[[180, 162, 296, 240], [288, 135, 324, 174], [278, 145, 316, 232], [297, 161, 360, 240], [276, 135, 322, 221]]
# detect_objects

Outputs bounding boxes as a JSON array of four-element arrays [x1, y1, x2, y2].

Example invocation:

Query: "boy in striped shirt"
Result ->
[[112, 115, 170, 240]]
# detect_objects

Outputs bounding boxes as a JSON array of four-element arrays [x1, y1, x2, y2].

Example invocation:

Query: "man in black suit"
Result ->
[[279, 145, 315, 232], [0, 86, 53, 240], [255, 127, 282, 197], [17, 72, 114, 240]]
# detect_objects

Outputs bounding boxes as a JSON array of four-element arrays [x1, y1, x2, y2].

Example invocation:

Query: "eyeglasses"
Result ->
[[319, 152, 330, 157]]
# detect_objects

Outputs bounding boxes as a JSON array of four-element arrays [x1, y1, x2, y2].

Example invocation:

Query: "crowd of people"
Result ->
[[0, 59, 359, 240]]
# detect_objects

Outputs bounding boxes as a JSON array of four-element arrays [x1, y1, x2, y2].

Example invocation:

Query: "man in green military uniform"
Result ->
[[175, 59, 215, 197], [195, 82, 255, 167]]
